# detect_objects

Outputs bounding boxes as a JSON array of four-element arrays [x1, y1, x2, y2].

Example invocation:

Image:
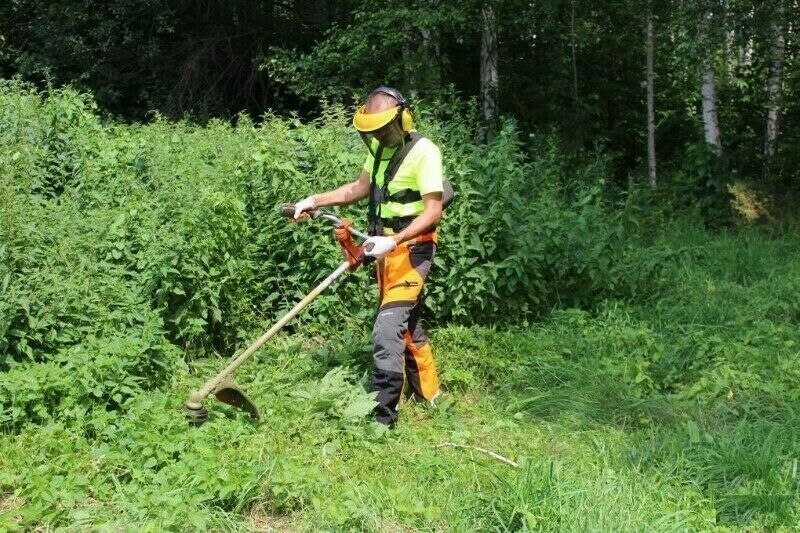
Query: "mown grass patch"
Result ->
[[3, 284, 798, 530]]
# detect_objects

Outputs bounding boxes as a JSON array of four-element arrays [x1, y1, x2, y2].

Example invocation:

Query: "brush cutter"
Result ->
[[184, 204, 372, 425]]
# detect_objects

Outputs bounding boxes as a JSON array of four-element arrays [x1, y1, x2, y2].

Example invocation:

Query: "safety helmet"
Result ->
[[353, 86, 414, 133]]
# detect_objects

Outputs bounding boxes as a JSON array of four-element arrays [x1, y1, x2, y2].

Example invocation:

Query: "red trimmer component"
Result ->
[[333, 220, 365, 269]]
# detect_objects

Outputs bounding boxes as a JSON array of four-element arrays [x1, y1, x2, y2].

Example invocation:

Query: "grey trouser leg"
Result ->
[[371, 303, 414, 426]]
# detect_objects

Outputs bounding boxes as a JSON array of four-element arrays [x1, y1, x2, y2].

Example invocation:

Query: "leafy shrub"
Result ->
[[0, 81, 665, 432], [0, 312, 177, 431], [0, 80, 102, 198], [425, 121, 661, 322]]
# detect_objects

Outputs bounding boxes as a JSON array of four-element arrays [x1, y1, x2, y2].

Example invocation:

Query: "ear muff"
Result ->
[[399, 107, 414, 132]]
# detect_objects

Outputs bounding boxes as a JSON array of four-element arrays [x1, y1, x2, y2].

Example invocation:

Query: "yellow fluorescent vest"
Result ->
[[362, 135, 444, 220]]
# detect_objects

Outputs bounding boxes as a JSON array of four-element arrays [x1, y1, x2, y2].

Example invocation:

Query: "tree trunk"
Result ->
[[570, 0, 579, 106], [763, 18, 785, 178], [701, 59, 722, 155], [420, 25, 442, 90], [646, 11, 657, 190], [481, 1, 499, 136], [698, 6, 722, 156], [722, 4, 734, 76], [737, 34, 754, 68], [420, 0, 441, 91], [403, 21, 418, 99]]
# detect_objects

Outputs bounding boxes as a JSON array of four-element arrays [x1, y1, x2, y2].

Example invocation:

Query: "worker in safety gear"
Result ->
[[292, 86, 443, 426]]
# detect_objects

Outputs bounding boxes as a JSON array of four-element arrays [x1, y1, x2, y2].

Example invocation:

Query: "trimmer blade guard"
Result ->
[[213, 376, 260, 420]]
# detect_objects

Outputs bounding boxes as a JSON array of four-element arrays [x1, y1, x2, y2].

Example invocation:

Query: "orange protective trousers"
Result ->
[[370, 233, 440, 426]]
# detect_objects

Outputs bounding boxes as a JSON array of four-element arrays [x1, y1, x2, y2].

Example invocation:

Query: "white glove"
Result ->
[[363, 236, 397, 258], [293, 196, 317, 220]]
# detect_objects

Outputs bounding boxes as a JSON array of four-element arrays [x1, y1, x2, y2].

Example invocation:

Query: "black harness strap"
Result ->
[[380, 216, 416, 232], [387, 188, 422, 203], [369, 187, 424, 205], [368, 144, 384, 236]]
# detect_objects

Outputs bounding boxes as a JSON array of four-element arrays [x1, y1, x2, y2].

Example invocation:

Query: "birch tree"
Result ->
[[481, 1, 499, 136], [646, 8, 657, 190], [763, 6, 786, 178], [419, 0, 443, 91], [403, 21, 419, 99], [699, 7, 722, 155]]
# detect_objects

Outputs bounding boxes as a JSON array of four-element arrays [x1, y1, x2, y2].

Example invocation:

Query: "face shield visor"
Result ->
[[353, 105, 403, 159]]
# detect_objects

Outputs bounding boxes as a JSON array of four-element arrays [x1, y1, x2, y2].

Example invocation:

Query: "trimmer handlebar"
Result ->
[[279, 203, 295, 218], [279, 203, 369, 241], [279, 203, 323, 220]]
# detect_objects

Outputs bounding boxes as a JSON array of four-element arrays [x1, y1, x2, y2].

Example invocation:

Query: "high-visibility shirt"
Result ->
[[362, 135, 444, 220]]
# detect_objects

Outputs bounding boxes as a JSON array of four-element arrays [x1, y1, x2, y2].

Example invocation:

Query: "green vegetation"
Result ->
[[1, 82, 798, 530], [2, 0, 799, 528]]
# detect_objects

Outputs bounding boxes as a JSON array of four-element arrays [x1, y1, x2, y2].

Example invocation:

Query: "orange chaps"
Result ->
[[370, 233, 441, 426]]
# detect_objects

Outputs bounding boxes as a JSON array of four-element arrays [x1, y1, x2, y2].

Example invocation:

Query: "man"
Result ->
[[292, 86, 443, 426]]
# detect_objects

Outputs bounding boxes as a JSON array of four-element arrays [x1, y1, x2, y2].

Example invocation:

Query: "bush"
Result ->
[[1, 314, 178, 431]]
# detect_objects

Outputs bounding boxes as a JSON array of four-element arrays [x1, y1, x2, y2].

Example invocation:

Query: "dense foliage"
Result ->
[[1, 82, 799, 530], [0, 81, 655, 425], [1, 1, 798, 529], [2, 0, 798, 190]]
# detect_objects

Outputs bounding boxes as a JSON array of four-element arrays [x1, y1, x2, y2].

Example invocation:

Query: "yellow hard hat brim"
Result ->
[[353, 105, 399, 133]]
